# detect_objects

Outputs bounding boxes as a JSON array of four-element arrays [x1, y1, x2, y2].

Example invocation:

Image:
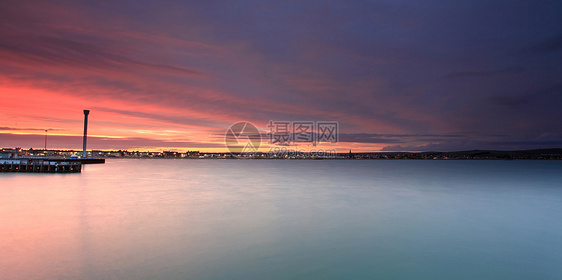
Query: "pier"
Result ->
[[0, 158, 82, 173]]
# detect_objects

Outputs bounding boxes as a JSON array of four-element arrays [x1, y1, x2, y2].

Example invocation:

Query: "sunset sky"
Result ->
[[1, 0, 561, 152]]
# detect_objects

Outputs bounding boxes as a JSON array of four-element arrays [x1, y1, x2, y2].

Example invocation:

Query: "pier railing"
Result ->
[[0, 158, 82, 173]]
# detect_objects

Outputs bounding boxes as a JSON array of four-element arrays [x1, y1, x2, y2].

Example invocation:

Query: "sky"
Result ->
[[1, 0, 561, 152]]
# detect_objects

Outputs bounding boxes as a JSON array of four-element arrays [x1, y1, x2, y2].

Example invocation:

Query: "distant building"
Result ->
[[0, 148, 17, 158], [162, 151, 180, 158]]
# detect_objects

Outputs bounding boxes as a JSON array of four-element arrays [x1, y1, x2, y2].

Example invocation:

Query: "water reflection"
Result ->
[[1, 159, 561, 279]]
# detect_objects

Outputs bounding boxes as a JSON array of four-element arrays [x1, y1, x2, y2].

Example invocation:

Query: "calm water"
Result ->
[[1, 159, 562, 280]]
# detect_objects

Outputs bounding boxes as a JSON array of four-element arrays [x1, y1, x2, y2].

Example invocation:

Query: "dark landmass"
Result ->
[[2, 148, 562, 160], [355, 149, 562, 160]]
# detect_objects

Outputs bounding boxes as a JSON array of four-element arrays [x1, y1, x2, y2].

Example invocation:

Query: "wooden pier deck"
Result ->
[[0, 158, 82, 173]]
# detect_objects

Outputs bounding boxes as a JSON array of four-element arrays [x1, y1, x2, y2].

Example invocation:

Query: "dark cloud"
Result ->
[[339, 133, 466, 144], [444, 68, 524, 79], [528, 34, 562, 54], [0, 30, 206, 78], [381, 137, 562, 152]]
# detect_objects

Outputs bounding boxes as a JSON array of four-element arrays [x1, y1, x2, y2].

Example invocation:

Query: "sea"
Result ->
[[1, 159, 561, 280]]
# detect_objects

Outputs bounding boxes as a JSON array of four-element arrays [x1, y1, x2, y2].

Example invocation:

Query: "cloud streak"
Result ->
[[0, 133, 222, 150]]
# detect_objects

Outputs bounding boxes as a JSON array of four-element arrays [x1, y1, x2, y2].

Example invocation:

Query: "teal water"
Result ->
[[1, 159, 561, 279]]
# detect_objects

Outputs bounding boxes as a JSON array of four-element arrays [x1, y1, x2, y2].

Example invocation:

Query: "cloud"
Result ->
[[339, 133, 466, 144], [444, 67, 524, 79], [0, 133, 222, 150], [0, 127, 66, 131], [381, 138, 562, 152], [92, 107, 225, 130], [0, 32, 207, 78]]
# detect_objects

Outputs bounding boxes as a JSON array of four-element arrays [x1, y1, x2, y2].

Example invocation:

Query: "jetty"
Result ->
[[1, 158, 82, 173], [0, 109, 106, 173]]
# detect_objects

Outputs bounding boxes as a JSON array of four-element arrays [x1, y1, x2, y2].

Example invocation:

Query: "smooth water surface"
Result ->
[[1, 159, 562, 279]]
